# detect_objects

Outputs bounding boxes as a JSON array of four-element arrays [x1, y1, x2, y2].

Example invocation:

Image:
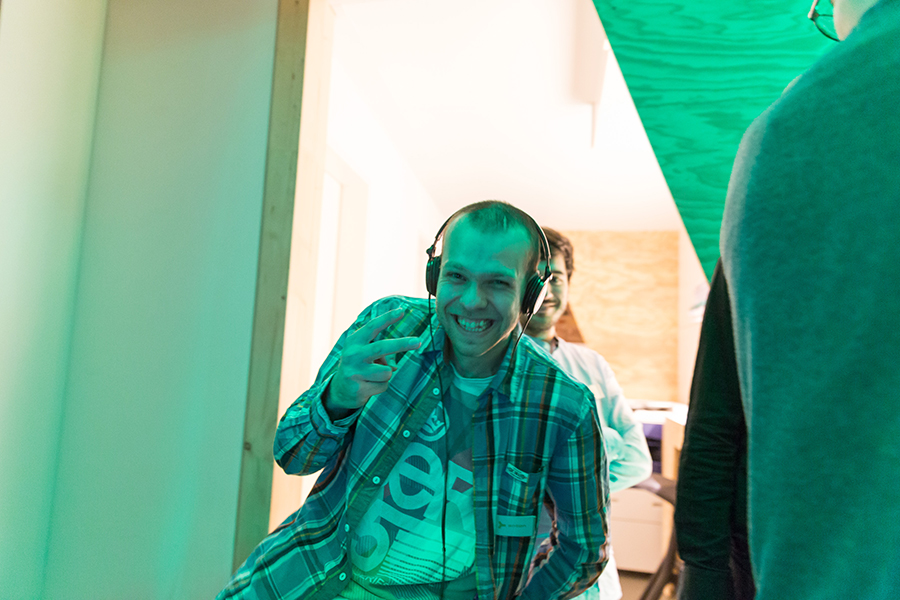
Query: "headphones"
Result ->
[[424, 207, 553, 318]]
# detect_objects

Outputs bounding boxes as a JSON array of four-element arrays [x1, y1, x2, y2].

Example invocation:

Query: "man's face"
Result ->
[[435, 217, 533, 377], [522, 252, 569, 341]]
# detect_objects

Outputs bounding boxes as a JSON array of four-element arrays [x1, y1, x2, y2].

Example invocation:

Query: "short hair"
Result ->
[[445, 200, 542, 275], [542, 227, 574, 280]]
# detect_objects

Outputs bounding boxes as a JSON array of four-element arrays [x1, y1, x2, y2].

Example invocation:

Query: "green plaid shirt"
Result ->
[[218, 296, 609, 600]]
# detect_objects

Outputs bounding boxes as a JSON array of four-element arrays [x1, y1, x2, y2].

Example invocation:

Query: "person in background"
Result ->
[[674, 260, 754, 600], [219, 201, 610, 600], [720, 0, 900, 597], [523, 227, 653, 600]]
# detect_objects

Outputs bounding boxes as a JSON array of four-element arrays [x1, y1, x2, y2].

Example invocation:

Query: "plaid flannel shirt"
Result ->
[[219, 296, 609, 600]]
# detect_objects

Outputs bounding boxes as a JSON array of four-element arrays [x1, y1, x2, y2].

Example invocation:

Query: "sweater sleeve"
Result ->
[[675, 260, 749, 599]]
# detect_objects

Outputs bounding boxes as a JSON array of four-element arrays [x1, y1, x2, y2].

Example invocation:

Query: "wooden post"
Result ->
[[232, 0, 335, 570], [268, 0, 335, 533]]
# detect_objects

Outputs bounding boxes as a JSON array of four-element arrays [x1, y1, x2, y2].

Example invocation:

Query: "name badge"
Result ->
[[496, 515, 536, 537]]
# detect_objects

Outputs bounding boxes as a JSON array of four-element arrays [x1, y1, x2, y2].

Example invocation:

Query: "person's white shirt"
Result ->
[[532, 336, 653, 600]]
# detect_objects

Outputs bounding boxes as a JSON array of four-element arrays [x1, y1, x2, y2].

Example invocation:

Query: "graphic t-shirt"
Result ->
[[337, 368, 492, 600]]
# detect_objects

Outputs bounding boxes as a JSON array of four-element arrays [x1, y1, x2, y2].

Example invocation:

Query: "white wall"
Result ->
[[326, 52, 444, 310], [267, 43, 446, 536], [0, 1, 108, 597], [677, 225, 709, 404], [1, 0, 280, 597]]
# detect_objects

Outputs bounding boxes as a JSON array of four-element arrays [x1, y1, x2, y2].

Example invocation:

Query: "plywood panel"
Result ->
[[591, 0, 831, 278], [562, 231, 678, 403]]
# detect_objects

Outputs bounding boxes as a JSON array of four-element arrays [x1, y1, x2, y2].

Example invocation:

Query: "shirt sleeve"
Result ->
[[594, 361, 653, 493], [679, 564, 735, 599], [272, 301, 378, 475], [520, 398, 610, 600], [675, 260, 748, 597]]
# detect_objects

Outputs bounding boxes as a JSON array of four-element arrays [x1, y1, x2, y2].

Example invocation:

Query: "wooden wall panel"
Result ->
[[591, 0, 831, 279], [562, 231, 679, 403]]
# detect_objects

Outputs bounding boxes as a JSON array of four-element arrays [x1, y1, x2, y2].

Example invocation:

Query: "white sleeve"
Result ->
[[594, 359, 653, 492]]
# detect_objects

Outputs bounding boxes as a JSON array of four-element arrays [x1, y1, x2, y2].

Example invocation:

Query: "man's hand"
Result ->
[[324, 308, 422, 420]]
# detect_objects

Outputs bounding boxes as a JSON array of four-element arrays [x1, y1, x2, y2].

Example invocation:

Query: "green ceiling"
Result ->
[[592, 0, 831, 278]]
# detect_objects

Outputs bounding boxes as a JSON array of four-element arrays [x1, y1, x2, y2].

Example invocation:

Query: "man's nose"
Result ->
[[460, 282, 488, 309], [544, 285, 556, 302]]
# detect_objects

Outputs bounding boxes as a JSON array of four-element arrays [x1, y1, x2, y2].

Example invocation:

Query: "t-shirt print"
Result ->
[[343, 370, 489, 598]]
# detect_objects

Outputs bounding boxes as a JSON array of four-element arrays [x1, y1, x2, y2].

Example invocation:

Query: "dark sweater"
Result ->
[[675, 260, 754, 600]]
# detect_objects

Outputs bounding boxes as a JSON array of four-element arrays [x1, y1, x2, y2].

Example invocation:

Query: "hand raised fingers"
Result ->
[[327, 307, 421, 412], [363, 336, 421, 363], [358, 362, 394, 384], [350, 308, 406, 345]]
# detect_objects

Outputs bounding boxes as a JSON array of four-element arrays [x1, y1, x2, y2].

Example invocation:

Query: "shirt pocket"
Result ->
[[497, 462, 544, 517]]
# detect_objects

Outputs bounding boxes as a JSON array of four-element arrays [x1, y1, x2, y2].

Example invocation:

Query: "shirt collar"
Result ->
[[420, 314, 523, 404], [530, 334, 561, 354]]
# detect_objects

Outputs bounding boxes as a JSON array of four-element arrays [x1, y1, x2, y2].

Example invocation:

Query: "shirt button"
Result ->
[[373, 476, 381, 485], [339, 572, 347, 581], [344, 524, 350, 532], [432, 387, 440, 395], [402, 430, 411, 438]]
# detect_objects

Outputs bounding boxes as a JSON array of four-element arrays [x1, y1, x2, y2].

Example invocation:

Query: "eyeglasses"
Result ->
[[808, 0, 839, 41]]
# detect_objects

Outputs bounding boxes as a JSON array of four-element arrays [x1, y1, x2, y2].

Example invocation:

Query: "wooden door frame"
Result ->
[[232, 0, 334, 570]]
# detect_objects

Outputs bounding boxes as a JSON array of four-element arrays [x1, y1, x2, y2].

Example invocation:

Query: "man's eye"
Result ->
[[446, 272, 463, 281], [492, 280, 510, 287]]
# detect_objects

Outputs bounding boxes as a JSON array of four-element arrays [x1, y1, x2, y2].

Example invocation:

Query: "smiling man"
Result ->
[[522, 228, 651, 600], [219, 201, 610, 600], [434, 212, 532, 378], [720, 0, 900, 598]]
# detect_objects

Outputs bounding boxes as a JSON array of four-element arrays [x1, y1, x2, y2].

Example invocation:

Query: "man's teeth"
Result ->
[[457, 317, 491, 332]]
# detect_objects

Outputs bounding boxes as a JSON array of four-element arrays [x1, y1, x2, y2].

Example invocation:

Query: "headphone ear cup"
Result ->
[[521, 274, 548, 316], [425, 256, 441, 297]]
